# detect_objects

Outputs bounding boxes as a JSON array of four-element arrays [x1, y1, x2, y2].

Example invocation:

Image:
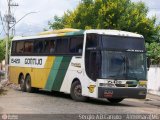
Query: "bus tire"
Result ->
[[25, 75, 34, 93], [107, 98, 124, 103], [19, 75, 26, 92], [70, 81, 87, 102]]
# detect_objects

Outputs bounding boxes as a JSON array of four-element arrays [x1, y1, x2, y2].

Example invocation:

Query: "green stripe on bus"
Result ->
[[45, 57, 63, 91], [52, 56, 72, 91]]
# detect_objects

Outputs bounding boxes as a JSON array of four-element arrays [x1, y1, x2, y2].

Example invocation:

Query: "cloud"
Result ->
[[14, 0, 80, 24], [132, 0, 160, 9], [14, 0, 81, 35], [1, 0, 80, 37], [15, 22, 43, 36]]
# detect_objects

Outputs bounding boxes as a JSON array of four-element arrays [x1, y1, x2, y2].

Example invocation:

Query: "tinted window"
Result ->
[[34, 40, 44, 53], [69, 36, 83, 54], [16, 41, 24, 53], [11, 42, 16, 54], [56, 38, 69, 53], [86, 34, 98, 49], [24, 41, 33, 53], [102, 36, 145, 51], [44, 40, 56, 54], [12, 36, 84, 56]]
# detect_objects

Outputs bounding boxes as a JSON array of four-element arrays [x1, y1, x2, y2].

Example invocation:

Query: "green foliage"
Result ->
[[0, 37, 12, 62], [146, 42, 160, 65], [0, 39, 5, 62], [49, 0, 160, 43], [49, 16, 65, 30]]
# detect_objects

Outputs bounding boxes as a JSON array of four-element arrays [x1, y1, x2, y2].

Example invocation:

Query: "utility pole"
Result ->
[[4, 0, 18, 80]]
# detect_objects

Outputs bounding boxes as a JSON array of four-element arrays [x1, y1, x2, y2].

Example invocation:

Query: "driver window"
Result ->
[[86, 34, 97, 48]]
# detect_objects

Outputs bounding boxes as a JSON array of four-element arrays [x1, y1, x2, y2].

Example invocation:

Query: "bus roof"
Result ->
[[12, 29, 143, 41], [85, 29, 143, 38]]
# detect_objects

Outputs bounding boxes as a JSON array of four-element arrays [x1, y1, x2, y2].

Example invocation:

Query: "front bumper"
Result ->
[[98, 87, 147, 99]]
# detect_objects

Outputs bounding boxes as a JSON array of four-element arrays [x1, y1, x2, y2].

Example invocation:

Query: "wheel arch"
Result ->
[[71, 78, 81, 84], [70, 78, 81, 92]]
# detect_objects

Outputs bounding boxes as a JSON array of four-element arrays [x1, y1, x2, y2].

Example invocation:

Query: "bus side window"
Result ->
[[16, 41, 24, 53], [69, 36, 83, 54], [11, 41, 16, 55], [24, 41, 33, 54], [86, 34, 97, 48], [56, 38, 69, 54], [44, 40, 56, 54], [34, 41, 44, 53], [49, 40, 56, 53]]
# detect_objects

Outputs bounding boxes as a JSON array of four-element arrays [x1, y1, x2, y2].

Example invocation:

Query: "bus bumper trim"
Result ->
[[98, 87, 147, 99]]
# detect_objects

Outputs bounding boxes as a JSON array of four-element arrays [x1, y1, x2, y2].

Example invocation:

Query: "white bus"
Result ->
[[9, 29, 148, 103]]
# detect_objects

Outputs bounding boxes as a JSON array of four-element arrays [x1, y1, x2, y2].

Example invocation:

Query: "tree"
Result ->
[[146, 42, 160, 65], [0, 37, 12, 62], [49, 16, 65, 30], [0, 39, 5, 62], [49, 0, 160, 43]]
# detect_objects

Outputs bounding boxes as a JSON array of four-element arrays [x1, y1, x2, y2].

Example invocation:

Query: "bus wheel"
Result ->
[[19, 75, 26, 92], [71, 81, 87, 102], [25, 75, 33, 93], [107, 98, 124, 103]]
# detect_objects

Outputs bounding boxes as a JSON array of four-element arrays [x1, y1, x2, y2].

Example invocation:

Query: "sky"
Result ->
[[0, 0, 160, 38]]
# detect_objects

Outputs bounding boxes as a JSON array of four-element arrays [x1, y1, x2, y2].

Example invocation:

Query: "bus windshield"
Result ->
[[101, 51, 147, 80], [85, 33, 147, 80]]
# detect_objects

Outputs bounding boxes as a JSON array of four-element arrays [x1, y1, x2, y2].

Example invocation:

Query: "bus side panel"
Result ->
[[32, 69, 48, 88], [32, 56, 55, 89], [9, 56, 51, 89], [24, 67, 34, 83], [60, 57, 90, 97], [44, 56, 72, 91], [9, 66, 33, 84], [9, 66, 19, 84]]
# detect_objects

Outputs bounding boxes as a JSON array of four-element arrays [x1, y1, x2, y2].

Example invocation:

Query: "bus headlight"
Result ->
[[138, 81, 147, 88]]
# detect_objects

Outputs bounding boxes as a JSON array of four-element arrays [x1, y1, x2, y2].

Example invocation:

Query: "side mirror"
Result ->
[[147, 57, 151, 70]]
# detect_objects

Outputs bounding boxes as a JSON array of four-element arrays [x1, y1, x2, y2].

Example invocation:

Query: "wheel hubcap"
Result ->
[[74, 85, 82, 97]]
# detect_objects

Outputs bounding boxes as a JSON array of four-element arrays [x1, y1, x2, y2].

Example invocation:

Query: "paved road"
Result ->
[[0, 86, 160, 120]]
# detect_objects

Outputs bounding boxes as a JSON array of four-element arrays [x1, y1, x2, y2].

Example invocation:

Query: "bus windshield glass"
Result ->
[[100, 35, 146, 80], [100, 51, 146, 80], [85, 34, 147, 80]]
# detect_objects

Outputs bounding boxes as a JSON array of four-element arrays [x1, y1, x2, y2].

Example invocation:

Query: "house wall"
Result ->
[[147, 65, 160, 95]]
